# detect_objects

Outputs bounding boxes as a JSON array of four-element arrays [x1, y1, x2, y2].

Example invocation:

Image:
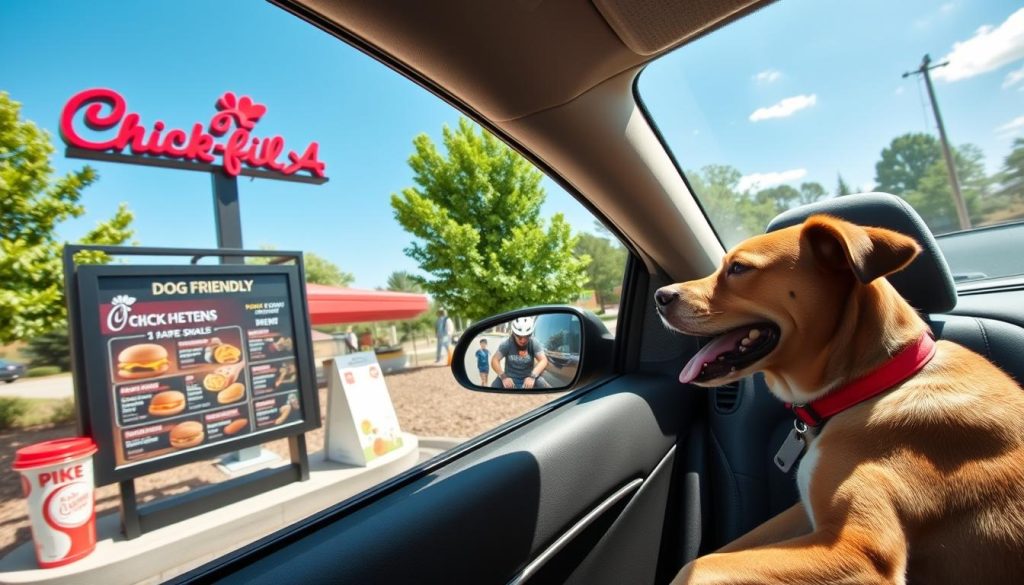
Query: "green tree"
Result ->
[[250, 246, 354, 286], [874, 133, 942, 194], [690, 165, 746, 248], [875, 133, 990, 234], [382, 271, 432, 344], [797, 182, 827, 206], [994, 138, 1024, 202], [574, 232, 627, 311], [385, 270, 423, 293], [0, 91, 134, 343], [391, 118, 589, 320], [545, 330, 568, 352], [23, 327, 72, 371], [903, 144, 989, 234], [689, 165, 778, 248], [304, 252, 354, 287], [836, 173, 853, 196], [754, 184, 799, 214], [874, 133, 995, 234]]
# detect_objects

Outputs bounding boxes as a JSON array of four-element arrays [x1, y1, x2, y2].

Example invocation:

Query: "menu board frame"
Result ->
[[71, 262, 320, 486]]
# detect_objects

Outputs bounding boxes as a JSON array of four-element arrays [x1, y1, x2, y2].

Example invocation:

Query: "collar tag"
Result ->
[[774, 424, 807, 473]]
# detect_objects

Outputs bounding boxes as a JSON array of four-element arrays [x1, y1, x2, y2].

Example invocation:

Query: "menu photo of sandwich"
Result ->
[[168, 420, 205, 450], [116, 343, 171, 380]]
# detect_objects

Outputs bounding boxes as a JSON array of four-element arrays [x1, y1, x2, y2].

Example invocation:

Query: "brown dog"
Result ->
[[657, 215, 1024, 584]]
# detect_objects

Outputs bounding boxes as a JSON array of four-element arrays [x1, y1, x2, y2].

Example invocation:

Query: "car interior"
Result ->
[[172, 1, 1024, 583]]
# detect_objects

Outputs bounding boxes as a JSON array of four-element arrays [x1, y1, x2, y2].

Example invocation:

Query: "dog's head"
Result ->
[[656, 214, 923, 401]]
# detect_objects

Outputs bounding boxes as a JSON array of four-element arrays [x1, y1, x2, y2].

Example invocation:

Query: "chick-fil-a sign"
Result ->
[[60, 88, 326, 179]]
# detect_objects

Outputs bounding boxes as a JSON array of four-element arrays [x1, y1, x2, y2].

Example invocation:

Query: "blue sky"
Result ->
[[640, 0, 1024, 195], [1, 0, 596, 289], [3, 1, 1023, 288]]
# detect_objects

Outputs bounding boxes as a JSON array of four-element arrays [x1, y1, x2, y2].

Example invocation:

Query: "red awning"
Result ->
[[305, 283, 429, 326]]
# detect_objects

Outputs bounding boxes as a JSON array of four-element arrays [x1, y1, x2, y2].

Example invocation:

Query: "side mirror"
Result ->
[[451, 306, 614, 393]]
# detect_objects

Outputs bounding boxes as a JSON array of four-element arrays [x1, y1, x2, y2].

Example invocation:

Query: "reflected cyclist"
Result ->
[[490, 317, 550, 389]]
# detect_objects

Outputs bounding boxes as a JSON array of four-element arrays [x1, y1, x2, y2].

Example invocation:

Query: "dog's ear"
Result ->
[[801, 215, 921, 284]]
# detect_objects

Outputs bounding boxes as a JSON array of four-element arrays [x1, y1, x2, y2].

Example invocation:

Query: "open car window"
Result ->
[[0, 1, 628, 578], [638, 0, 1024, 283]]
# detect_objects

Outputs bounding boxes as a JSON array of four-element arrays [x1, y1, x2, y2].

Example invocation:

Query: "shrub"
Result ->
[[0, 397, 29, 430], [26, 366, 61, 377], [49, 399, 77, 426], [24, 328, 71, 371]]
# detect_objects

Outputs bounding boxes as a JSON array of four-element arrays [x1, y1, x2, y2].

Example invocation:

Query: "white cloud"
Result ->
[[940, 3, 955, 14], [737, 169, 807, 192], [895, 86, 906, 95], [749, 94, 817, 122], [1003, 65, 1024, 89], [754, 69, 781, 84], [932, 8, 1024, 82], [996, 115, 1024, 135]]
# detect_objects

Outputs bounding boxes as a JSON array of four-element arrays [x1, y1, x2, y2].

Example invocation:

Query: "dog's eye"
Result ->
[[727, 261, 752, 276]]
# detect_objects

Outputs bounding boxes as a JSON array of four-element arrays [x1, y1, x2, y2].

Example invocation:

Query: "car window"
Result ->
[[0, 0, 627, 575], [638, 0, 1024, 283]]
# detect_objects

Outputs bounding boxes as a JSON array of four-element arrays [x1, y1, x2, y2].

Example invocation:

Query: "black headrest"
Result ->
[[766, 193, 957, 313]]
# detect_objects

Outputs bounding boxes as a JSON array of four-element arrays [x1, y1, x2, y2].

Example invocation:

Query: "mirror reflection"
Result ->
[[465, 313, 581, 390]]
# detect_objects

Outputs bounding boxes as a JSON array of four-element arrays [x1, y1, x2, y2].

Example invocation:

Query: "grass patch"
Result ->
[[25, 366, 61, 377], [0, 398, 29, 430], [0, 397, 76, 429]]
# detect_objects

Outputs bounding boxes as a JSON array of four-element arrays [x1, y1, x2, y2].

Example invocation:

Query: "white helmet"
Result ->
[[510, 316, 536, 337]]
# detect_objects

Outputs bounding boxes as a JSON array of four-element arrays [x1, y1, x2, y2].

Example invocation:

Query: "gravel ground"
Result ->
[[0, 365, 562, 559]]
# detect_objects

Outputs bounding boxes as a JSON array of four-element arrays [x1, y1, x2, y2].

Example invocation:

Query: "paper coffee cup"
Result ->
[[13, 437, 99, 569]]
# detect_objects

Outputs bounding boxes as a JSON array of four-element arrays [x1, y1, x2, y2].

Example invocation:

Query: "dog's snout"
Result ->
[[655, 288, 680, 308]]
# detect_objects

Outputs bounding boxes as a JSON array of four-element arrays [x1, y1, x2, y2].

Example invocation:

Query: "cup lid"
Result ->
[[13, 437, 97, 470]]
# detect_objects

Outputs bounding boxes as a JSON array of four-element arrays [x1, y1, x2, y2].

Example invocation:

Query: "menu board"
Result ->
[[72, 264, 319, 484]]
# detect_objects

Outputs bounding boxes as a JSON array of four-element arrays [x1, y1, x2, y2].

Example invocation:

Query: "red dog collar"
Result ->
[[786, 333, 937, 427]]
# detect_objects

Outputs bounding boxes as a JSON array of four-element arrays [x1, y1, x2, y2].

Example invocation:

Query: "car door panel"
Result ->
[[192, 374, 695, 585]]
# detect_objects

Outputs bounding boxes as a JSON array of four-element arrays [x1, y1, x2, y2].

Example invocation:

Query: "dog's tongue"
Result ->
[[679, 328, 750, 384]]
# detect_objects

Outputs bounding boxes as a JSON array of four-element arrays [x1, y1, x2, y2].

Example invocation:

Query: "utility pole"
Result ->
[[903, 54, 970, 230]]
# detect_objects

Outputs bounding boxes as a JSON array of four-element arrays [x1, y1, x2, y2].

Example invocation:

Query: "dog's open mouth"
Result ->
[[680, 323, 780, 384]]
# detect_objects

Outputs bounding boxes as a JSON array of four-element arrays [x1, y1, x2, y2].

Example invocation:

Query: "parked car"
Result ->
[[0, 359, 25, 384]]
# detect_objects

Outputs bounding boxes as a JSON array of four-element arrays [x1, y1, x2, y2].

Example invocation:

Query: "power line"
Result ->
[[902, 54, 971, 231]]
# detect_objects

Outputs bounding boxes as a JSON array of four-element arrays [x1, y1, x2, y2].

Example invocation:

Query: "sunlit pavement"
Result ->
[[0, 373, 74, 400]]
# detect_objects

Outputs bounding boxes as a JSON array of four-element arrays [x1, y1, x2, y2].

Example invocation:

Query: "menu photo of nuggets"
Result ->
[[253, 391, 300, 430], [202, 405, 252, 442]]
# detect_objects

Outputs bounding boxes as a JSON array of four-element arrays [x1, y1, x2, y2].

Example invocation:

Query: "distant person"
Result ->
[[345, 328, 359, 354], [475, 338, 491, 386], [490, 317, 550, 389], [435, 308, 454, 364]]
